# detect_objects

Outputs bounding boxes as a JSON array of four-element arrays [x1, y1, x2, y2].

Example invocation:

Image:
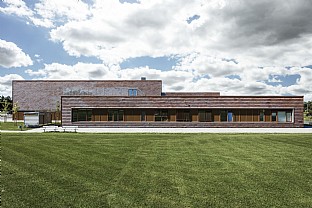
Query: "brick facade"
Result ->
[[12, 80, 162, 111]]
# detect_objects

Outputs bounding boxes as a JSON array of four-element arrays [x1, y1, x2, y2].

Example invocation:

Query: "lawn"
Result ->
[[0, 122, 31, 131], [1, 133, 312, 208]]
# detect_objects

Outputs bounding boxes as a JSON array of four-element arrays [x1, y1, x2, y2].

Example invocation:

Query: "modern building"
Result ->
[[12, 79, 304, 128]]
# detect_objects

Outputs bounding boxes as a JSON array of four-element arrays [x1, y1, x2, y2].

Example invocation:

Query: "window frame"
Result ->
[[128, 89, 138, 96], [72, 108, 92, 122], [155, 109, 168, 122]]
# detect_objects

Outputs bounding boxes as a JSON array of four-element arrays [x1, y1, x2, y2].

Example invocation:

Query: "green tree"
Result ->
[[12, 102, 19, 125], [304, 101, 312, 116], [0, 96, 13, 112]]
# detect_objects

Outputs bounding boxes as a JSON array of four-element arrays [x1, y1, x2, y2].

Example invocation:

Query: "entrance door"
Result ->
[[228, 111, 233, 122]]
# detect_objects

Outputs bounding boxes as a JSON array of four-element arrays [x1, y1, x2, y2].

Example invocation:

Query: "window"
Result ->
[[198, 110, 212, 122], [260, 110, 265, 122], [128, 89, 137, 96], [278, 111, 286, 122], [286, 111, 292, 122], [176, 110, 191, 122], [72, 109, 92, 122], [220, 110, 227, 122], [141, 111, 146, 121], [155, 110, 168, 121], [271, 112, 277, 122], [108, 110, 124, 121]]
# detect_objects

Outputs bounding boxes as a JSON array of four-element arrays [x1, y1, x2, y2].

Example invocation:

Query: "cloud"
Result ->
[[1, 0, 312, 100], [24, 61, 312, 101], [0, 39, 33, 68], [25, 62, 119, 80], [0, 74, 24, 97], [46, 0, 312, 67], [0, 0, 90, 28], [0, 0, 53, 27]]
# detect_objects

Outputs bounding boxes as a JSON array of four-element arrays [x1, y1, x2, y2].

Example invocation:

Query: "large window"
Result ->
[[198, 110, 212, 122], [176, 110, 191, 122], [72, 109, 92, 122], [278, 111, 286, 122], [278, 111, 292, 123], [108, 110, 124, 121], [155, 110, 168, 121], [128, 89, 137, 96]]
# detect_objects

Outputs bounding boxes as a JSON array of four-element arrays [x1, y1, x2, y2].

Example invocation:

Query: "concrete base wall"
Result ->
[[64, 121, 303, 128]]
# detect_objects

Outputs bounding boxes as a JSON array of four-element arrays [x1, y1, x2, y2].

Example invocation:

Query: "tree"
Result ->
[[304, 101, 312, 116], [0, 96, 12, 112], [12, 102, 19, 125]]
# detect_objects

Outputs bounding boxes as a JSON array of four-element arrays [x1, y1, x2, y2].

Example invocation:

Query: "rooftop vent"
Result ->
[[141, 77, 146, 80]]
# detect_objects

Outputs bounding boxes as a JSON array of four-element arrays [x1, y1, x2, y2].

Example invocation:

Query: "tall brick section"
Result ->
[[12, 80, 162, 111]]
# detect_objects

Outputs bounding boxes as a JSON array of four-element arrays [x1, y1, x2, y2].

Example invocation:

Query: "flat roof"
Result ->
[[12, 80, 162, 82]]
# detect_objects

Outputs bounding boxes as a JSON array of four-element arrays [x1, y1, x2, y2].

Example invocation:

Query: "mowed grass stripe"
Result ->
[[2, 133, 312, 208]]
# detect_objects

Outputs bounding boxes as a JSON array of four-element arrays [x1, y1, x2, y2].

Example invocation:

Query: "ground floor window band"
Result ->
[[71, 108, 294, 123]]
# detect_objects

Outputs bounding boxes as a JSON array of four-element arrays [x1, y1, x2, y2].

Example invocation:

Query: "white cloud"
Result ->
[[46, 0, 312, 68], [25, 62, 120, 80], [0, 0, 54, 27], [34, 0, 91, 24], [25, 61, 312, 101], [0, 0, 90, 28], [1, 0, 312, 100], [0, 39, 33, 68], [0, 74, 24, 97], [0, 0, 33, 17]]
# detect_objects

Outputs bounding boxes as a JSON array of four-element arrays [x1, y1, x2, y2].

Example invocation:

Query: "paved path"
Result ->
[[2, 127, 312, 133]]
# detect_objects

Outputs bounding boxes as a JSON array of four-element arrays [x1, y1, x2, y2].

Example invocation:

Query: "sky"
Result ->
[[0, 0, 312, 101]]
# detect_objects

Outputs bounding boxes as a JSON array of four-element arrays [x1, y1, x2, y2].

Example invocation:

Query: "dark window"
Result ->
[[198, 110, 212, 122], [260, 110, 265, 122], [176, 110, 191, 122], [272, 112, 277, 122], [155, 110, 168, 121], [220, 110, 227, 122], [108, 110, 124, 121], [128, 89, 137, 96], [72, 109, 92, 122], [141, 111, 146, 121]]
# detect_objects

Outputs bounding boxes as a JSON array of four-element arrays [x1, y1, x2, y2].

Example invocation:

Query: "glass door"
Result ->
[[227, 111, 233, 122]]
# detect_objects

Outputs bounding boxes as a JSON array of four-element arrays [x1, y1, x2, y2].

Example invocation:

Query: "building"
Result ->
[[12, 79, 304, 128]]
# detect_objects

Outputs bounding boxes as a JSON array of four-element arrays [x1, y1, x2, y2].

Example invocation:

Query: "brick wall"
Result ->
[[12, 80, 162, 111]]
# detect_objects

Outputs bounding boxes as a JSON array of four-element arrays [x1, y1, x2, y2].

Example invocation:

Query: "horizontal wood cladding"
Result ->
[[13, 80, 162, 111], [61, 96, 304, 127], [61, 96, 303, 109]]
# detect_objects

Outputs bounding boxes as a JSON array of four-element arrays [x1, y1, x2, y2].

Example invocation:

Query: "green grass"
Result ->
[[0, 122, 31, 131], [2, 133, 312, 208]]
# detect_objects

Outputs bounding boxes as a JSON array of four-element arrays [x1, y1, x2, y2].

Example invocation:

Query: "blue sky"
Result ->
[[1, 0, 312, 101]]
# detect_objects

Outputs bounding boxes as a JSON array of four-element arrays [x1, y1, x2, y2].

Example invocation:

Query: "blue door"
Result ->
[[228, 112, 233, 122]]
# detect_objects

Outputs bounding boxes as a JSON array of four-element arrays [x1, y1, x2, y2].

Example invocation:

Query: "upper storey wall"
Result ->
[[12, 80, 162, 111]]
